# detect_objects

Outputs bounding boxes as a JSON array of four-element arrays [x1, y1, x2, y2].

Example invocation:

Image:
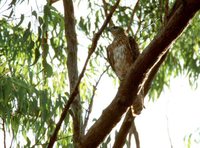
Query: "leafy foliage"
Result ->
[[0, 0, 200, 147]]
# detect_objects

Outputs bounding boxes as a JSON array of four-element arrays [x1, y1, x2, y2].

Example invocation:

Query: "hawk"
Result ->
[[106, 26, 143, 115], [107, 26, 139, 81]]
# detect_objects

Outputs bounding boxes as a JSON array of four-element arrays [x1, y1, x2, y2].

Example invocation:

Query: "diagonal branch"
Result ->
[[111, 0, 177, 143], [128, 116, 140, 148], [47, 0, 121, 147], [134, 8, 143, 37], [102, 0, 114, 27], [126, 0, 140, 33], [83, 66, 109, 133], [113, 49, 169, 148], [112, 1, 177, 143], [113, 109, 136, 148], [80, 1, 200, 147]]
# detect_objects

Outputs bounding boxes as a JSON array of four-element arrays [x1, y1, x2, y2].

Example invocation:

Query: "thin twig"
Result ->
[[102, 0, 108, 16], [47, 0, 121, 147], [134, 8, 143, 37], [31, 135, 73, 148], [9, 128, 14, 148], [83, 66, 109, 132], [126, 0, 140, 33], [166, 115, 173, 148], [2, 118, 6, 148], [49, 0, 60, 5]]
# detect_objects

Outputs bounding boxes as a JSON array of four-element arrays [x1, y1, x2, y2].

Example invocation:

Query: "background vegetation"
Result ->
[[0, 0, 200, 147]]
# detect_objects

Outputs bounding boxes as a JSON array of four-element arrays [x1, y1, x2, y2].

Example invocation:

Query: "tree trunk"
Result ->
[[80, 1, 200, 147], [63, 0, 83, 147]]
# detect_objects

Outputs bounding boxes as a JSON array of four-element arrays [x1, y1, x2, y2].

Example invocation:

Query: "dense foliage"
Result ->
[[0, 0, 200, 147]]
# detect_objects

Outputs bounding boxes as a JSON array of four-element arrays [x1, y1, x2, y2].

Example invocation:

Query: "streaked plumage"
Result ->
[[107, 26, 139, 80], [107, 26, 143, 115]]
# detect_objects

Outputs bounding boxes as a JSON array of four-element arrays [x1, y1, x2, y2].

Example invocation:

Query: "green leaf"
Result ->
[[43, 62, 53, 77], [3, 79, 12, 102], [32, 10, 37, 18], [11, 115, 20, 134], [38, 16, 43, 25], [27, 40, 34, 52], [16, 14, 24, 27], [31, 47, 40, 66], [23, 29, 30, 41]]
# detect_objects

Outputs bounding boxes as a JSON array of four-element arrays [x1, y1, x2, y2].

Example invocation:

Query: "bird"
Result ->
[[106, 26, 139, 80], [106, 26, 143, 115]]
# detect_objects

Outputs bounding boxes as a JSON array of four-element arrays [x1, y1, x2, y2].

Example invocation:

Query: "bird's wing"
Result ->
[[128, 36, 140, 61], [106, 44, 116, 72]]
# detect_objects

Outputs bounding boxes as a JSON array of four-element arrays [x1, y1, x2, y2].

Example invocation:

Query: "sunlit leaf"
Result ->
[[16, 14, 24, 27], [43, 62, 53, 77], [31, 47, 40, 66], [32, 10, 37, 18]]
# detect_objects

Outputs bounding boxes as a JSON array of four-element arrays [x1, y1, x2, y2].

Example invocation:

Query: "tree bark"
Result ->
[[113, 110, 137, 148], [63, 0, 83, 147], [113, 50, 168, 148], [80, 1, 200, 147], [47, 0, 121, 147]]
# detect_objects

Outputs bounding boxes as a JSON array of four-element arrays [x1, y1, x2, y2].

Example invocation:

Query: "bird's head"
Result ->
[[108, 26, 125, 38]]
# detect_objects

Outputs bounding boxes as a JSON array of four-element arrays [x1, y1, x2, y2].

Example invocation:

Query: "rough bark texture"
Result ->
[[113, 50, 168, 148], [80, 1, 200, 147], [63, 0, 83, 147], [113, 110, 136, 148], [47, 0, 121, 147], [129, 119, 140, 148]]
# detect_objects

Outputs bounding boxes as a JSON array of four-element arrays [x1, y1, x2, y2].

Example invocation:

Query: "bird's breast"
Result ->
[[112, 44, 132, 79], [113, 45, 126, 61]]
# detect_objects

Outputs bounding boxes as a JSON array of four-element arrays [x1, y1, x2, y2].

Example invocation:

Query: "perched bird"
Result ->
[[107, 26, 139, 81], [107, 26, 143, 115]]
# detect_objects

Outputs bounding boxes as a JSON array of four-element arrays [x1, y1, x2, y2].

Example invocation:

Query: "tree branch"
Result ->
[[113, 49, 169, 148], [113, 109, 136, 148], [83, 66, 109, 133], [2, 118, 6, 148], [80, 1, 200, 147], [166, 115, 173, 148], [128, 117, 140, 148], [134, 8, 143, 37], [62, 0, 82, 146], [47, 0, 121, 147], [126, 0, 140, 33], [102, 0, 114, 27], [164, 0, 169, 25], [159, 0, 163, 23], [49, 0, 59, 5]]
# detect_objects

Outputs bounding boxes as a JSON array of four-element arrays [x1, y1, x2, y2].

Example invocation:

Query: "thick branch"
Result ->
[[128, 117, 140, 148], [113, 110, 136, 148], [81, 1, 200, 147], [47, 0, 121, 147], [113, 49, 168, 147]]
